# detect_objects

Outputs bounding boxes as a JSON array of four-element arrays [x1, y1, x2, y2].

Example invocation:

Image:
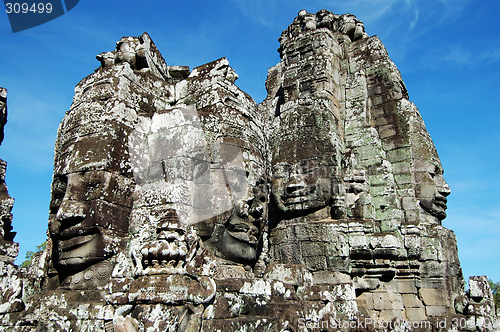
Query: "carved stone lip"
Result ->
[[227, 218, 259, 246], [282, 195, 308, 205], [227, 230, 258, 246], [434, 195, 447, 208], [282, 187, 315, 201], [59, 226, 98, 240], [59, 234, 97, 251]]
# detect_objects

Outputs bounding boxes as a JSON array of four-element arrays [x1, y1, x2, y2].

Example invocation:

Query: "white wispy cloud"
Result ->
[[228, 0, 278, 29], [407, 0, 420, 30], [443, 44, 472, 65]]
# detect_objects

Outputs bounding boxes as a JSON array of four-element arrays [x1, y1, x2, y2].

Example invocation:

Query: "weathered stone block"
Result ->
[[386, 147, 411, 163], [297, 283, 355, 302], [402, 294, 423, 308], [313, 271, 351, 285], [401, 197, 418, 210], [378, 124, 397, 138], [301, 241, 325, 257], [263, 263, 313, 286], [404, 307, 426, 321], [394, 173, 413, 185], [128, 275, 215, 304], [304, 255, 328, 271], [404, 209, 420, 224], [425, 305, 449, 316], [353, 276, 380, 291], [380, 219, 400, 232], [371, 292, 404, 310], [379, 308, 404, 320], [419, 288, 446, 306], [421, 260, 447, 278], [396, 279, 418, 294], [419, 277, 446, 289]]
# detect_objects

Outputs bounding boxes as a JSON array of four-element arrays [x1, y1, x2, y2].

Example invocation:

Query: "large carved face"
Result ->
[[205, 176, 267, 264], [271, 157, 336, 214], [129, 108, 267, 265], [48, 138, 134, 280], [415, 161, 451, 221], [202, 139, 267, 265], [338, 14, 367, 41]]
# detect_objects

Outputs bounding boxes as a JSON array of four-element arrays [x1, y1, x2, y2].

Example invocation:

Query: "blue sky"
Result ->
[[0, 0, 498, 284]]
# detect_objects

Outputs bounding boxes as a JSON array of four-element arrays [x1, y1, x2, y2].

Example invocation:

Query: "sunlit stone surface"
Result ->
[[0, 11, 498, 331]]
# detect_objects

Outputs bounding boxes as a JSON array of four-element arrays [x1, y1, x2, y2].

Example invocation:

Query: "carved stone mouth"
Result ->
[[227, 230, 258, 245], [157, 230, 184, 241], [60, 226, 98, 240], [59, 234, 97, 251], [227, 219, 259, 245], [434, 195, 447, 209], [57, 236, 103, 268], [283, 195, 308, 205]]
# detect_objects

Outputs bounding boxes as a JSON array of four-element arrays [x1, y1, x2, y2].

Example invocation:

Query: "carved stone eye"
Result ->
[[429, 165, 438, 179], [50, 175, 67, 214]]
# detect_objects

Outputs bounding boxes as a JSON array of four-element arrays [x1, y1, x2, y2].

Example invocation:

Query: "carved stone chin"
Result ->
[[60, 259, 114, 289], [205, 226, 257, 264]]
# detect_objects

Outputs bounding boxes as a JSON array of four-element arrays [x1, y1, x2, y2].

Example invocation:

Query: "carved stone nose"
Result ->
[[437, 177, 451, 197], [56, 200, 88, 222], [438, 184, 451, 197]]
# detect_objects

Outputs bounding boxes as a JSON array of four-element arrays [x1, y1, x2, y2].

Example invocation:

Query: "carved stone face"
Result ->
[[49, 138, 134, 282], [49, 171, 133, 271], [131, 208, 199, 276], [202, 140, 267, 265], [415, 161, 451, 221], [271, 158, 335, 214], [339, 14, 367, 41], [205, 178, 267, 264], [129, 107, 267, 265]]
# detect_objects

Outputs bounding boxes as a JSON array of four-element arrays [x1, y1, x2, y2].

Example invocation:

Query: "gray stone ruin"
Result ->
[[0, 10, 498, 331], [0, 87, 21, 317]]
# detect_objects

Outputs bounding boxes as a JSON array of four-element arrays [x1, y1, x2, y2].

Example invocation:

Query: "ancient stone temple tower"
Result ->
[[0, 9, 498, 331]]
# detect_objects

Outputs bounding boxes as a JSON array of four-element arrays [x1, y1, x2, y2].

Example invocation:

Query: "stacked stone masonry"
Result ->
[[0, 10, 498, 332]]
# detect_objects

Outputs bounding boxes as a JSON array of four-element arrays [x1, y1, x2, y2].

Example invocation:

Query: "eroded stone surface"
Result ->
[[0, 88, 23, 319], [0, 10, 498, 332]]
